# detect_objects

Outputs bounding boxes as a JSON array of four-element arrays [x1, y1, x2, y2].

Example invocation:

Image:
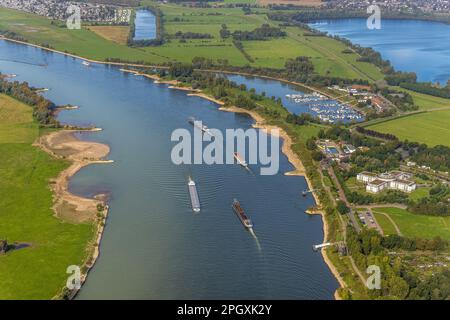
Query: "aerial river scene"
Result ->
[[1, 0, 450, 306], [0, 40, 337, 299]]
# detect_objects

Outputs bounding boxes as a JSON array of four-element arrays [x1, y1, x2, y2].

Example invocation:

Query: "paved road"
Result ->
[[327, 166, 362, 233]]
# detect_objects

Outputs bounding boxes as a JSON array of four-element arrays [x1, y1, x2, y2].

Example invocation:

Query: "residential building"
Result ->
[[357, 171, 417, 193]]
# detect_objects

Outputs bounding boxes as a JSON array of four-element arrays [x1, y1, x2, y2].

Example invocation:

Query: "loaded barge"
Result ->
[[188, 177, 200, 213], [232, 199, 253, 229]]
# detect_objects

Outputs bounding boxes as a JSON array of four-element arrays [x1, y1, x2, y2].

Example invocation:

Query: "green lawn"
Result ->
[[374, 207, 450, 240], [0, 95, 38, 143], [367, 109, 450, 147], [397, 87, 450, 110], [372, 212, 398, 236], [408, 187, 431, 202], [0, 94, 95, 299]]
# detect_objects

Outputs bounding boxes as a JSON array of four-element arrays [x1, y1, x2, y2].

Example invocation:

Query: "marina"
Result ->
[[285, 93, 363, 123], [225, 74, 364, 124]]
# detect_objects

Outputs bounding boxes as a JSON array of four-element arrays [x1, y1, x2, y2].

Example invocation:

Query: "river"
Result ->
[[310, 19, 450, 84], [0, 40, 338, 299]]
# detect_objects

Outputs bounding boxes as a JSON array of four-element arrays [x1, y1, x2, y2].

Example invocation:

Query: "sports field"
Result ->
[[367, 109, 450, 147], [0, 94, 94, 299]]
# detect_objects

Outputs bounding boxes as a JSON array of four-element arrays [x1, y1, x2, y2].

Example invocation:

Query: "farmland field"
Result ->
[[367, 109, 450, 147], [0, 5, 384, 81], [87, 26, 130, 45], [0, 94, 94, 299]]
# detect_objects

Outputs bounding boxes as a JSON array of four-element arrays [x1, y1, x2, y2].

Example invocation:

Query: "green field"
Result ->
[[372, 212, 398, 235], [0, 4, 384, 81], [367, 109, 450, 147], [0, 94, 94, 299], [373, 207, 450, 240], [398, 87, 450, 110]]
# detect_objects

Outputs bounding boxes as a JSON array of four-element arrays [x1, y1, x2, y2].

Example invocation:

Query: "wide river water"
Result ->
[[0, 40, 338, 299], [310, 19, 450, 83]]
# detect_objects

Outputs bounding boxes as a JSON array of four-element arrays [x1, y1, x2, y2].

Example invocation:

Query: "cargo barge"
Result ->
[[188, 177, 200, 213], [232, 199, 253, 229]]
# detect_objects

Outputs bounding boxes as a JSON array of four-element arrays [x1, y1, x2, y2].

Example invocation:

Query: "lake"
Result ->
[[0, 40, 338, 299], [133, 9, 157, 41], [310, 19, 450, 84]]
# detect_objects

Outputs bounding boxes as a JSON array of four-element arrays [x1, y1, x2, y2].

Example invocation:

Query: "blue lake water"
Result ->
[[310, 19, 450, 83], [133, 9, 157, 41], [0, 40, 338, 299]]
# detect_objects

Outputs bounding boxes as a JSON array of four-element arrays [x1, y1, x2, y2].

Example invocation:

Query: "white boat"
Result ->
[[82, 61, 91, 67], [188, 117, 211, 135], [233, 152, 248, 168]]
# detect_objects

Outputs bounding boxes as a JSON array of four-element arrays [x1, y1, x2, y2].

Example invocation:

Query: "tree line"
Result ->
[[0, 76, 58, 127]]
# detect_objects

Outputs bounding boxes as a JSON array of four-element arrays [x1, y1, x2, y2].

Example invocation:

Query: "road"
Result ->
[[327, 166, 361, 233]]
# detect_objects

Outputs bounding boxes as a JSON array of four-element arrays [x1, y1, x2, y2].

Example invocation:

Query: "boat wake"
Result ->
[[0, 58, 47, 67], [249, 228, 262, 252]]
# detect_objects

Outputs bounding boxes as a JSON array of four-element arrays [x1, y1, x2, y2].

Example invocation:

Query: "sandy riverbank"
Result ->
[[35, 129, 112, 299], [2, 34, 344, 297]]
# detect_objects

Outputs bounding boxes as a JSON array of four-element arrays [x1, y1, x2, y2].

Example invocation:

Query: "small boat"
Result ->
[[82, 61, 91, 67], [188, 117, 211, 135], [232, 199, 253, 229], [233, 152, 248, 168], [188, 177, 200, 213]]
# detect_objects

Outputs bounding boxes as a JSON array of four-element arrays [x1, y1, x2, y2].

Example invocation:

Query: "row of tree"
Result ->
[[0, 77, 58, 126], [231, 24, 286, 41], [346, 226, 449, 299]]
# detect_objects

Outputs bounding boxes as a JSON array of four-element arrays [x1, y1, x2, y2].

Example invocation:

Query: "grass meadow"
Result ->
[[0, 94, 95, 299]]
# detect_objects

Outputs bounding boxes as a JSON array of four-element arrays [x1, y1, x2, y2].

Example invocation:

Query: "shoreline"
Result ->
[[0, 36, 167, 70], [129, 70, 345, 299], [35, 129, 112, 299], [212, 106, 343, 299], [1, 37, 344, 299]]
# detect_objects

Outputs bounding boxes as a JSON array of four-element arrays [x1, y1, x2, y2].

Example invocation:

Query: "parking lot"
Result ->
[[357, 210, 383, 234]]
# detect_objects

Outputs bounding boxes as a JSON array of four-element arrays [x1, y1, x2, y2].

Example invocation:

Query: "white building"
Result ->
[[366, 179, 388, 193], [356, 172, 377, 183], [357, 171, 417, 194]]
